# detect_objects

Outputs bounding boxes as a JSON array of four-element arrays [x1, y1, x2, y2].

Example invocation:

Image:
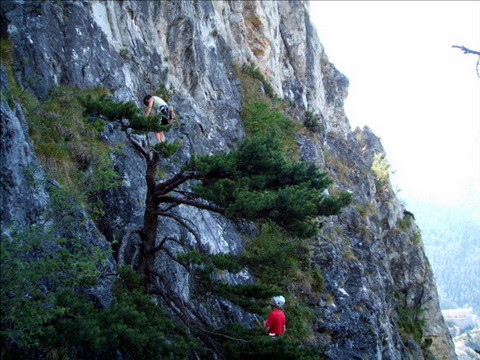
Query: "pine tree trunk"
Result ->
[[138, 152, 160, 292]]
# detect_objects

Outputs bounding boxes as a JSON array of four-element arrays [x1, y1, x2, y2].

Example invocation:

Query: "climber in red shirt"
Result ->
[[264, 295, 286, 336]]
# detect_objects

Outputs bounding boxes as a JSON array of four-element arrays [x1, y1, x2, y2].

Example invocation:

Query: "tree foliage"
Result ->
[[216, 324, 319, 360], [413, 202, 480, 314], [242, 222, 309, 286], [0, 183, 199, 358], [371, 152, 391, 188], [189, 133, 351, 238], [303, 110, 322, 133], [39, 267, 201, 360], [395, 291, 427, 345], [78, 93, 171, 134], [0, 227, 103, 350], [1, 257, 200, 359]]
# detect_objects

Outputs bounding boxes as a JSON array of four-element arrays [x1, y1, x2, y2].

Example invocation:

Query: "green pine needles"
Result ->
[[1, 184, 201, 359], [43, 267, 201, 360], [371, 153, 391, 189], [217, 323, 319, 360], [240, 63, 275, 98], [78, 93, 171, 134], [189, 133, 351, 239], [395, 291, 428, 346], [1, 228, 104, 350]]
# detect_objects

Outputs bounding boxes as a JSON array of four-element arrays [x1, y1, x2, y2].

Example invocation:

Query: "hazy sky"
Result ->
[[309, 1, 480, 209]]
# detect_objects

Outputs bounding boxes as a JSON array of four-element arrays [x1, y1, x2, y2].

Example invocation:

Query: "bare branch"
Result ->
[[154, 211, 205, 252], [171, 189, 199, 198], [154, 170, 204, 197], [169, 189, 214, 205], [147, 236, 170, 254], [148, 287, 193, 325], [202, 329, 249, 344], [161, 246, 191, 272], [156, 196, 225, 214], [453, 45, 480, 78], [125, 131, 149, 158], [148, 274, 248, 353], [160, 203, 179, 212], [147, 270, 210, 327], [146, 235, 195, 271], [452, 45, 480, 56]]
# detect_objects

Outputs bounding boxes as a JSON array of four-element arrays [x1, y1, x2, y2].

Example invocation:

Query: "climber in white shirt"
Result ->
[[143, 94, 174, 143]]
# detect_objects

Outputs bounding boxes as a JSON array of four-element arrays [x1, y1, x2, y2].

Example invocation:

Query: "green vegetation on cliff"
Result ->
[[1, 42, 350, 358]]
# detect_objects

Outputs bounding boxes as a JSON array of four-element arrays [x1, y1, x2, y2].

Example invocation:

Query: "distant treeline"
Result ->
[[412, 202, 480, 315]]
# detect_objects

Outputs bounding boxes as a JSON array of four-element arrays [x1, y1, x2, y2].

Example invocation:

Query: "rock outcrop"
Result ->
[[1, 1, 455, 359]]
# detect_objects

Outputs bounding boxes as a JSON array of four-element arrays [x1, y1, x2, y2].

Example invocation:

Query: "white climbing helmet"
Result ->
[[270, 295, 285, 308]]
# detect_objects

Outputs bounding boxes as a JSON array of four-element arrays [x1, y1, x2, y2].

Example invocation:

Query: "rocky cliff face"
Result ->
[[1, 1, 455, 359]]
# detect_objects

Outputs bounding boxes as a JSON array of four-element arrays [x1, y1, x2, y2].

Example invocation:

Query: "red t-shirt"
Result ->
[[265, 308, 286, 335]]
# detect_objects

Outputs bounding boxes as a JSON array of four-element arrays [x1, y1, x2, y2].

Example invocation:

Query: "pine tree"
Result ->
[[79, 94, 352, 355], [80, 92, 351, 286]]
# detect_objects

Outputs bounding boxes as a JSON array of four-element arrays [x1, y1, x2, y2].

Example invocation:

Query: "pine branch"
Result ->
[[125, 131, 149, 158], [147, 273, 226, 354], [147, 271, 210, 327], [154, 211, 205, 252], [202, 329, 249, 344], [156, 196, 225, 214], [160, 245, 192, 272], [171, 189, 199, 199], [159, 203, 179, 212], [147, 236, 170, 254], [154, 170, 204, 197]]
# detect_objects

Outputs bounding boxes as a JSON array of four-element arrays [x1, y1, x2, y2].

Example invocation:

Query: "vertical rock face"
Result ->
[[1, 0, 455, 359], [1, 68, 48, 227]]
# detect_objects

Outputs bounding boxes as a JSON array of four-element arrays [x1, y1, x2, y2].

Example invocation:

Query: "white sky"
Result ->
[[309, 1, 480, 209]]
